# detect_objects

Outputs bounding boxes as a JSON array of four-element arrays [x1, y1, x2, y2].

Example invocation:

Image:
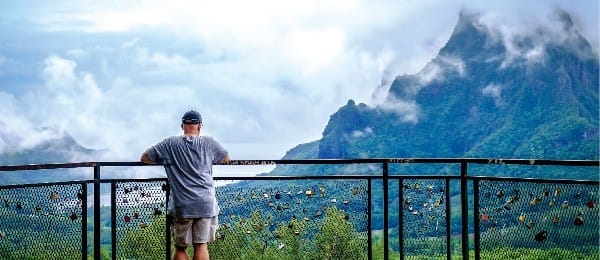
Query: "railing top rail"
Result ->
[[0, 158, 598, 171], [0, 162, 98, 171], [226, 158, 600, 166], [468, 175, 600, 185]]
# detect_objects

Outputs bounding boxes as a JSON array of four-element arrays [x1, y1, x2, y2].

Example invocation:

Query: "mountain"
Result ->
[[263, 12, 598, 233], [0, 127, 110, 165], [0, 127, 114, 184], [282, 11, 599, 163]]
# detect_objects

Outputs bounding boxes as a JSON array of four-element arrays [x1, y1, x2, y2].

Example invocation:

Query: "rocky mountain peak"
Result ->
[[310, 10, 599, 160]]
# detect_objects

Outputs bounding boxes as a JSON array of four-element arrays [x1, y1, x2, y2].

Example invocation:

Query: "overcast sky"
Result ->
[[0, 0, 598, 163]]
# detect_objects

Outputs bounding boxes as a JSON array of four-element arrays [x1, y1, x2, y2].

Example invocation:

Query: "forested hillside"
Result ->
[[287, 11, 598, 162]]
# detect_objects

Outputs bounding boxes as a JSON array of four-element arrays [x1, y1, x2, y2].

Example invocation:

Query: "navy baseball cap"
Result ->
[[182, 110, 202, 124]]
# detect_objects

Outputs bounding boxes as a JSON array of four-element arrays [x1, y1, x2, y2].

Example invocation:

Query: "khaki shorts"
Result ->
[[172, 216, 218, 247]]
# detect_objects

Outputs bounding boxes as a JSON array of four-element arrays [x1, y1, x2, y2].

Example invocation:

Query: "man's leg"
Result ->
[[173, 246, 189, 260], [192, 243, 209, 260], [191, 216, 217, 260], [172, 218, 193, 260]]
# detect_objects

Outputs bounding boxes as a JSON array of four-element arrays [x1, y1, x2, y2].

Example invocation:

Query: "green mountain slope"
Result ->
[[288, 12, 598, 162], [0, 127, 113, 184]]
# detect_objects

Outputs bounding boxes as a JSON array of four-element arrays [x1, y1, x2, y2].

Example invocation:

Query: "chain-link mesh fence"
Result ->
[[400, 178, 449, 258], [477, 179, 599, 258], [210, 179, 370, 260], [113, 180, 169, 260], [0, 183, 85, 259], [0, 160, 597, 260]]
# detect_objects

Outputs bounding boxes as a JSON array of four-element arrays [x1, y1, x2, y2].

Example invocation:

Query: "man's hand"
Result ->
[[140, 153, 157, 164], [220, 155, 230, 164]]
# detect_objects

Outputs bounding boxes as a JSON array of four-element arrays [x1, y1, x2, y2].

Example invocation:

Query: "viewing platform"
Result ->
[[0, 158, 598, 259]]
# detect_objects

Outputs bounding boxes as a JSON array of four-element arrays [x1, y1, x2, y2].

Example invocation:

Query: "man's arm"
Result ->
[[140, 152, 157, 164], [220, 154, 230, 164]]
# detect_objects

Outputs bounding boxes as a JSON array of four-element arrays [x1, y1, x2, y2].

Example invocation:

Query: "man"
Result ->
[[141, 110, 229, 260]]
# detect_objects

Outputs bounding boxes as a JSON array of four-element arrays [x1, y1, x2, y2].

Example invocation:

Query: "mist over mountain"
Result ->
[[0, 128, 112, 164], [284, 11, 598, 162], [0, 126, 115, 184]]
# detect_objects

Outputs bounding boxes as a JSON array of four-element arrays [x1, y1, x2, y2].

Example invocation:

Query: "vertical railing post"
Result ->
[[445, 178, 451, 260], [165, 182, 171, 260], [81, 183, 88, 260], [473, 179, 481, 260], [460, 162, 469, 260], [367, 178, 372, 260], [398, 177, 404, 260], [383, 161, 390, 260], [111, 182, 117, 260], [94, 164, 101, 260], [383, 161, 389, 260]]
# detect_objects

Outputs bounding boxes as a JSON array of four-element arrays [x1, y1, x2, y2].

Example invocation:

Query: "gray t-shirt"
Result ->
[[144, 135, 228, 218]]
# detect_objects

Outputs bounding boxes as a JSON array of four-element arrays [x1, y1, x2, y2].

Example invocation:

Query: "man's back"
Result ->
[[141, 109, 229, 260], [144, 135, 228, 218]]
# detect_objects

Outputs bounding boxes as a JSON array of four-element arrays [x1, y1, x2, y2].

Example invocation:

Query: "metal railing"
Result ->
[[0, 158, 598, 259]]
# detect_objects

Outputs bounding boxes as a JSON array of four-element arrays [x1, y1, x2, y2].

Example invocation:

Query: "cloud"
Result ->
[[418, 63, 443, 86], [481, 83, 503, 106], [378, 96, 420, 123], [0, 93, 85, 159], [474, 7, 598, 69], [42, 56, 77, 88], [415, 55, 466, 86], [351, 127, 373, 138], [439, 55, 467, 77], [0, 93, 39, 153], [0, 0, 596, 165], [371, 53, 467, 122]]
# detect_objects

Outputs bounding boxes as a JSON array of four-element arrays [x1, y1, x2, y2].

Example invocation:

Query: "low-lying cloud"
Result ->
[[378, 96, 420, 123], [481, 83, 504, 106], [351, 127, 373, 138]]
